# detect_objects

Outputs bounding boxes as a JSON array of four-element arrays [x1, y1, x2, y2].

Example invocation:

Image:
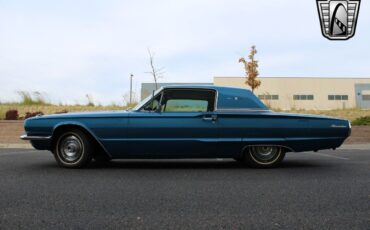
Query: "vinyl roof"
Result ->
[[161, 85, 267, 109]]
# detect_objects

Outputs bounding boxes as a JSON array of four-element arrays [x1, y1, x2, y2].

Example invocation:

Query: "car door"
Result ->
[[125, 88, 219, 158]]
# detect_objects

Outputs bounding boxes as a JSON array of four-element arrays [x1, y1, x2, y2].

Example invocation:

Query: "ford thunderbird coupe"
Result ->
[[21, 86, 351, 168]]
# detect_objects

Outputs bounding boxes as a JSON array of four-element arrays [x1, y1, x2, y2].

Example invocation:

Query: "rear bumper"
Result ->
[[348, 121, 352, 136]]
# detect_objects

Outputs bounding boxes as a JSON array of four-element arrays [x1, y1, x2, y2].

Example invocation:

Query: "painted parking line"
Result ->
[[307, 152, 349, 160]]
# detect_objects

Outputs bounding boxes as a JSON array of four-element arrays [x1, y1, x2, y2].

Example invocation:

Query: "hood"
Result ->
[[26, 110, 130, 120]]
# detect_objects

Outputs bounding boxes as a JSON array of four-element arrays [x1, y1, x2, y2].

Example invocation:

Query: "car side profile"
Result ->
[[21, 86, 351, 168]]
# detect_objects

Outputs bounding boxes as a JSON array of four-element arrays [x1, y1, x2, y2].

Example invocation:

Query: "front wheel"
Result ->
[[54, 129, 93, 168], [243, 146, 285, 168]]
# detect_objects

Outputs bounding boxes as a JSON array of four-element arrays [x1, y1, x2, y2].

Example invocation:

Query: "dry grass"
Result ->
[[1, 104, 369, 122], [275, 108, 370, 121], [0, 104, 125, 120]]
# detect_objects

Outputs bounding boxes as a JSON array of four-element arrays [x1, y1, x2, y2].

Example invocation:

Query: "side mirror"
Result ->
[[154, 104, 162, 113]]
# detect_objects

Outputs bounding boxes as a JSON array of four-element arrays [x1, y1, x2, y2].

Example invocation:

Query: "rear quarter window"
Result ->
[[217, 90, 268, 110]]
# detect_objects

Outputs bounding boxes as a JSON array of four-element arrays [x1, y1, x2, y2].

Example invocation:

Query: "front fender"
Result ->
[[51, 121, 112, 157]]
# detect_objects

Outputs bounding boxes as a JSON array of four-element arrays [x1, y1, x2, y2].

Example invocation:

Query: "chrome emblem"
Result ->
[[317, 0, 361, 40], [330, 124, 346, 128]]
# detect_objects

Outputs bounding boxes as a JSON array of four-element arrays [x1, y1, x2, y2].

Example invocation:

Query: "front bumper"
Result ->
[[20, 135, 51, 141], [20, 135, 52, 150]]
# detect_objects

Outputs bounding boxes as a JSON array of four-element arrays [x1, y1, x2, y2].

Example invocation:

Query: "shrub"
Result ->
[[25, 111, 44, 119], [55, 110, 68, 114], [5, 110, 19, 120], [86, 94, 95, 107], [17, 91, 48, 105], [352, 116, 370, 126]]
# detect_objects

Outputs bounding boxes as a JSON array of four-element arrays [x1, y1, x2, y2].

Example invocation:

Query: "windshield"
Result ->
[[132, 88, 163, 111]]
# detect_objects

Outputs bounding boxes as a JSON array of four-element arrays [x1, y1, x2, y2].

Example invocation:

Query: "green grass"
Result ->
[[352, 116, 370, 126]]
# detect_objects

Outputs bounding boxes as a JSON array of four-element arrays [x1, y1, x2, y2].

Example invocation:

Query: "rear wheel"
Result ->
[[244, 146, 285, 168], [54, 129, 93, 168]]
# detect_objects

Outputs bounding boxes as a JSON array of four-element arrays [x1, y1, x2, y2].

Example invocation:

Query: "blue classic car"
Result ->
[[21, 86, 351, 168]]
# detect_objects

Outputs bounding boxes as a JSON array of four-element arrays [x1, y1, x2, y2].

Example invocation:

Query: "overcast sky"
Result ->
[[0, 0, 369, 105]]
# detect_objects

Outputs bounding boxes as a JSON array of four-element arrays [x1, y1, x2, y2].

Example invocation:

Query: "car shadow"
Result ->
[[74, 159, 327, 170]]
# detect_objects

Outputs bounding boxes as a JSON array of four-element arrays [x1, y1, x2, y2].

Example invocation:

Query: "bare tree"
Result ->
[[85, 94, 95, 106], [145, 48, 165, 90], [239, 45, 261, 93]]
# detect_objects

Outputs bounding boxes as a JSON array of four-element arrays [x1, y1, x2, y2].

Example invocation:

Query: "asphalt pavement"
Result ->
[[0, 148, 369, 229]]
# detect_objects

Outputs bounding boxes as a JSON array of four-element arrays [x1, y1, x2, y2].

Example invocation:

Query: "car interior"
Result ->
[[141, 89, 216, 112]]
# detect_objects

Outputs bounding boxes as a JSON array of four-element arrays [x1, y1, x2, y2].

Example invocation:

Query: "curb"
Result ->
[[339, 144, 370, 150], [0, 143, 33, 149]]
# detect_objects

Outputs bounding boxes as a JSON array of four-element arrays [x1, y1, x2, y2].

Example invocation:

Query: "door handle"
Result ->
[[202, 117, 213, 121], [202, 115, 217, 121]]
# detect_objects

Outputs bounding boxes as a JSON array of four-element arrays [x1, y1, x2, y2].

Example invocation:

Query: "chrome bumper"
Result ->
[[348, 121, 352, 136], [20, 135, 51, 141]]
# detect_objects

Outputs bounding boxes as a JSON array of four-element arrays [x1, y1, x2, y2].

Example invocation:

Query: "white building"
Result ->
[[214, 77, 370, 110], [141, 77, 370, 110]]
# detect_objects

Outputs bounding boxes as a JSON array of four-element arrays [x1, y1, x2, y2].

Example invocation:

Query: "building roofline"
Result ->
[[142, 82, 212, 85], [214, 76, 370, 79], [160, 85, 245, 90]]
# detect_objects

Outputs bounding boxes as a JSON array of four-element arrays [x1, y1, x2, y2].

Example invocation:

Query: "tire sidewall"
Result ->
[[244, 146, 286, 168], [54, 129, 92, 168]]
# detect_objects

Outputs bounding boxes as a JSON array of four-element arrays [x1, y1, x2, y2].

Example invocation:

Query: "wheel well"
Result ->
[[280, 146, 293, 153], [52, 125, 110, 159], [241, 145, 294, 156]]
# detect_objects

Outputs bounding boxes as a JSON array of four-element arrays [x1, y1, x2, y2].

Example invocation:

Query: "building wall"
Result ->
[[214, 77, 370, 110]]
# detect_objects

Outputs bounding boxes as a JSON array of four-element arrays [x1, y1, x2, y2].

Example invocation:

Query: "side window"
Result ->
[[161, 89, 215, 112], [165, 99, 208, 112], [141, 94, 161, 112]]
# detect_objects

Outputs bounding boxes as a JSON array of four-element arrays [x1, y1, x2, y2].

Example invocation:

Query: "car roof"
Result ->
[[161, 85, 252, 93], [160, 85, 267, 110]]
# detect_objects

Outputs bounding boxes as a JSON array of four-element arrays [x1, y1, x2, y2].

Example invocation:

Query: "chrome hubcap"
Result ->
[[249, 146, 280, 162], [60, 135, 83, 162]]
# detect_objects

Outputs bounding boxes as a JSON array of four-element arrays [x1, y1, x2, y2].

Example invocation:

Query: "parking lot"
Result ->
[[0, 148, 369, 229]]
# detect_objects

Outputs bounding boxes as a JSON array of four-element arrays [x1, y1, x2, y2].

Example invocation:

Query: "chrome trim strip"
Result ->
[[101, 138, 220, 142], [348, 121, 352, 136], [216, 108, 272, 112], [20, 135, 51, 141], [330, 124, 347, 128]]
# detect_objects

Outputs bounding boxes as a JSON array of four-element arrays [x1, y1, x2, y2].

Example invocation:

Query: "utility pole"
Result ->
[[129, 74, 134, 105]]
